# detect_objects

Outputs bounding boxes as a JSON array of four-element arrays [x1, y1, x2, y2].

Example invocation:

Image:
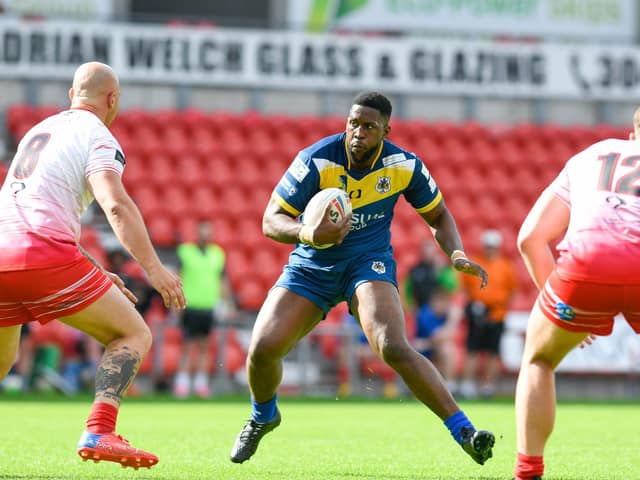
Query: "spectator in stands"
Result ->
[[459, 229, 518, 399], [404, 239, 462, 391], [405, 239, 458, 310], [413, 286, 464, 393], [512, 109, 640, 480], [0, 61, 185, 469], [174, 220, 236, 398], [229, 91, 494, 467]]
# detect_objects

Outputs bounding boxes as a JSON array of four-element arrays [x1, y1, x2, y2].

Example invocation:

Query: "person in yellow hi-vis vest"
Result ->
[[174, 220, 236, 398]]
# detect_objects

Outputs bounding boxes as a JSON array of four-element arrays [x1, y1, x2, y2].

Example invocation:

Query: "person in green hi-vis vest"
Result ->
[[174, 220, 236, 398]]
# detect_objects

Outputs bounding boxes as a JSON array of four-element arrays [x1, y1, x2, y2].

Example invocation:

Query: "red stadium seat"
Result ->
[[131, 185, 163, 220], [162, 186, 192, 220], [226, 249, 253, 292], [147, 155, 177, 188], [236, 278, 267, 312], [147, 216, 178, 247], [174, 154, 208, 189]]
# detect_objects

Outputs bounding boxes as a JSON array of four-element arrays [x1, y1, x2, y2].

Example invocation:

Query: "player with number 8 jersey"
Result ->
[[0, 109, 125, 269], [0, 62, 185, 470]]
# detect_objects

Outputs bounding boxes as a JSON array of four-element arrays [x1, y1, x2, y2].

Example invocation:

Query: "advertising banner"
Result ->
[[287, 0, 636, 42], [2, 20, 640, 100]]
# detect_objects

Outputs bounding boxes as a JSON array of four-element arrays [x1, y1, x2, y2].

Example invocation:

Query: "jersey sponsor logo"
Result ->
[[371, 261, 386, 274], [115, 150, 126, 166], [288, 157, 310, 183], [428, 176, 437, 193], [375, 176, 391, 193], [555, 302, 575, 321], [421, 164, 437, 193], [348, 188, 362, 199], [351, 211, 385, 230], [381, 153, 406, 166]]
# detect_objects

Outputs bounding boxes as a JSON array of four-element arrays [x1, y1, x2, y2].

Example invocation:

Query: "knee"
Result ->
[[136, 322, 152, 355], [378, 336, 413, 366], [248, 336, 286, 365], [116, 317, 152, 356]]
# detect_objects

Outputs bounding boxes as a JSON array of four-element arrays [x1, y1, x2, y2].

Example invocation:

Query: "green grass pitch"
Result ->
[[0, 396, 638, 479]]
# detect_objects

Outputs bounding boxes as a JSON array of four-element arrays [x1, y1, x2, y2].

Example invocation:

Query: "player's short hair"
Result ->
[[351, 91, 392, 120]]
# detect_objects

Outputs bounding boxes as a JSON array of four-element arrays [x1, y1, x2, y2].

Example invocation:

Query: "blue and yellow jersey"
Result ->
[[273, 133, 442, 265]]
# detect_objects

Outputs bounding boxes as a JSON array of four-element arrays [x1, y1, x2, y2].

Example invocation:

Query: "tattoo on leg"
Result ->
[[95, 346, 140, 403]]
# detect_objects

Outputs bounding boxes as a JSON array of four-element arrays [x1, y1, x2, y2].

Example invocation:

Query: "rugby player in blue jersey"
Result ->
[[230, 91, 495, 466]]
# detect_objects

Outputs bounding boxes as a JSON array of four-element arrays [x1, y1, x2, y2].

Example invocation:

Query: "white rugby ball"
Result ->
[[301, 188, 352, 249]]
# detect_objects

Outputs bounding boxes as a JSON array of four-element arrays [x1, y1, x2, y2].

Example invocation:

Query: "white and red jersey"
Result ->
[[0, 109, 125, 271], [551, 138, 640, 284]]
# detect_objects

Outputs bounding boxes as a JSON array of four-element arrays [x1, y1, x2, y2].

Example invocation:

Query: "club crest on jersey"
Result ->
[[555, 302, 575, 321], [371, 261, 386, 274], [375, 176, 391, 194]]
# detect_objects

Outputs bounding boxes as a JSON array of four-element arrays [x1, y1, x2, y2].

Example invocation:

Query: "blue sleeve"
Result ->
[[272, 150, 320, 216], [403, 157, 442, 214]]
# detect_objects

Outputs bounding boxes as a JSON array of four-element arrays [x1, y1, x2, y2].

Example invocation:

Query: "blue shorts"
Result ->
[[275, 251, 397, 316]]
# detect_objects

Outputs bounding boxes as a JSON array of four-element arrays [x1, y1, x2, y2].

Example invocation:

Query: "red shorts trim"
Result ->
[[0, 255, 112, 326], [537, 270, 640, 335]]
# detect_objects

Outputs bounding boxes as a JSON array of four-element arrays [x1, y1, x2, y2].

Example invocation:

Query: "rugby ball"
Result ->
[[301, 188, 352, 249]]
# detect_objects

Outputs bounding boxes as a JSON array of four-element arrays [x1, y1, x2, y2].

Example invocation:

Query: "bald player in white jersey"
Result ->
[[512, 111, 640, 480], [0, 62, 186, 469]]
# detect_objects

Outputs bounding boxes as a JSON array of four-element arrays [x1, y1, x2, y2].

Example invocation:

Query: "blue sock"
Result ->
[[251, 395, 278, 423], [444, 410, 474, 445]]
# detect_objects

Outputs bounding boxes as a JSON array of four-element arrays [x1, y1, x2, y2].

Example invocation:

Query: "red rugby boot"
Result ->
[[77, 431, 158, 469]]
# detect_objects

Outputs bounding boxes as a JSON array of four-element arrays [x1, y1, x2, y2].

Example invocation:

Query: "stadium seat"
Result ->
[[130, 185, 163, 220], [236, 278, 267, 312], [147, 216, 178, 247], [147, 155, 177, 188], [162, 186, 192, 220]]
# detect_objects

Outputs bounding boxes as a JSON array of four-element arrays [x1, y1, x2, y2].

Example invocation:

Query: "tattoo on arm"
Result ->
[[95, 346, 140, 404], [78, 244, 106, 272]]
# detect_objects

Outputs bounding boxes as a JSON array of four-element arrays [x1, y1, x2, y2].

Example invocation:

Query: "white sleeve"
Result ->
[[85, 128, 125, 178]]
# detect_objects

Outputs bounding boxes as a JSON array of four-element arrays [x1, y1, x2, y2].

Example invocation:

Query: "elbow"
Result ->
[[262, 215, 276, 240], [516, 230, 529, 255], [101, 199, 127, 220], [517, 229, 538, 257]]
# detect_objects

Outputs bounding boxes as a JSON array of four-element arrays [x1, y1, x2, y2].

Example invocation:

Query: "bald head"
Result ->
[[69, 62, 120, 126]]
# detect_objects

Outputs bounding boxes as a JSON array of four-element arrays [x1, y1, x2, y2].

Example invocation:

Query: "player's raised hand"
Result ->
[[453, 256, 489, 288], [147, 264, 186, 310], [312, 204, 353, 246]]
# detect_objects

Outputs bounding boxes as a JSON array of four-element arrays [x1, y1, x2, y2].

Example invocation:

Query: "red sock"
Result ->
[[514, 452, 544, 479], [86, 402, 119, 434]]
